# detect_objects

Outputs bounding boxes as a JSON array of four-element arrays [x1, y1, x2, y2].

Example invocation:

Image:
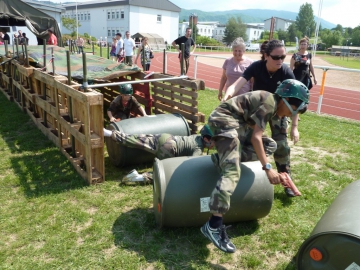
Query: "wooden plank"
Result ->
[[153, 95, 198, 114], [152, 87, 198, 105], [153, 102, 200, 122], [152, 73, 205, 90], [14, 62, 34, 77], [33, 70, 57, 87], [152, 81, 198, 98], [34, 95, 58, 118], [58, 117, 87, 144], [2, 73, 10, 84]]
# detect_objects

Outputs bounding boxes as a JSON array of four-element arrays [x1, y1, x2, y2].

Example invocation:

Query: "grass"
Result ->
[[1, 87, 360, 269]]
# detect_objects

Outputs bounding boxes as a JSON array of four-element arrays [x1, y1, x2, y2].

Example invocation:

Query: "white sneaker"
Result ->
[[122, 169, 145, 182]]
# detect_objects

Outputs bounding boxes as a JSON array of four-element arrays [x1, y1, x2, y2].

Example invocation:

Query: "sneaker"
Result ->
[[284, 187, 296, 197], [122, 169, 145, 182], [200, 221, 236, 253]]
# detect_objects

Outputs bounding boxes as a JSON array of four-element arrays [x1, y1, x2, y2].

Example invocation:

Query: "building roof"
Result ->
[[63, 0, 181, 12]]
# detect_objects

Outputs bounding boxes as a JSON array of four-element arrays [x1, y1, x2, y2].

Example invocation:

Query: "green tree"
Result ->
[[61, 17, 81, 36], [295, 3, 316, 37], [350, 29, 360, 46], [277, 29, 288, 44], [196, 36, 222, 46], [333, 24, 343, 34], [222, 17, 247, 45], [320, 29, 343, 48], [260, 30, 278, 41], [287, 23, 298, 43]]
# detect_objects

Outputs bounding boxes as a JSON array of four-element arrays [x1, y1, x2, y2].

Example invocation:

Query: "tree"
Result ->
[[287, 23, 298, 43], [222, 17, 247, 45], [333, 24, 343, 34], [277, 29, 288, 44], [260, 30, 278, 41], [295, 3, 316, 38], [320, 29, 343, 48], [196, 36, 222, 46], [351, 29, 360, 46], [61, 17, 81, 36]]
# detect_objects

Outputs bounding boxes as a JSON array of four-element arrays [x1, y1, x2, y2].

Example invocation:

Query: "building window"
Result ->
[[108, 29, 111, 36], [121, 11, 124, 19], [81, 13, 83, 20], [116, 11, 119, 19], [107, 11, 110, 20], [157, 15, 162, 22], [88, 12, 90, 20], [112, 11, 115, 19], [112, 30, 115, 37]]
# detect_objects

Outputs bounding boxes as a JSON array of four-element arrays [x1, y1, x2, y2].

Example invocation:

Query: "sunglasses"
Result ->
[[269, 55, 286, 60]]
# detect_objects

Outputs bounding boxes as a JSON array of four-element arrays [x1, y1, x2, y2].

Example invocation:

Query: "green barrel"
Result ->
[[153, 156, 274, 228], [105, 113, 191, 167], [297, 180, 360, 269]]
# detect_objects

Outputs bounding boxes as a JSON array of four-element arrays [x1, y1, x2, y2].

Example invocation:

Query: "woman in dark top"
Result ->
[[223, 39, 301, 197], [290, 36, 317, 90]]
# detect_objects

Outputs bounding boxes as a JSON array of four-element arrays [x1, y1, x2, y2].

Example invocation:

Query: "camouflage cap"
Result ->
[[275, 79, 310, 104]]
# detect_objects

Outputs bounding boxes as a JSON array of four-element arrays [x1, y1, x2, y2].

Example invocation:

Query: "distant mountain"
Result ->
[[180, 9, 336, 29]]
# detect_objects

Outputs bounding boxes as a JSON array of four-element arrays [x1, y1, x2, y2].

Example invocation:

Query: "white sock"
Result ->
[[103, 128, 112, 137]]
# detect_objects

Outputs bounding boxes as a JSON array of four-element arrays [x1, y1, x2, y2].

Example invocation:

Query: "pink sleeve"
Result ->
[[222, 58, 229, 70]]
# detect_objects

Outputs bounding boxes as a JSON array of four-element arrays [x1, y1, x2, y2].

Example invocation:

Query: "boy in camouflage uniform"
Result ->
[[201, 79, 310, 253]]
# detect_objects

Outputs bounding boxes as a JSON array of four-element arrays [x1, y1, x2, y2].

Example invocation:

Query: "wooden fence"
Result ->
[[0, 55, 206, 184]]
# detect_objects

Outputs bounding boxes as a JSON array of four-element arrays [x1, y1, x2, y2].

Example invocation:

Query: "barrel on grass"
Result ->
[[153, 156, 274, 228], [296, 180, 360, 269], [105, 113, 191, 167]]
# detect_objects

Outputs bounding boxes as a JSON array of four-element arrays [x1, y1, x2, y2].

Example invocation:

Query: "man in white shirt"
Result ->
[[123, 31, 136, 66], [115, 33, 124, 62]]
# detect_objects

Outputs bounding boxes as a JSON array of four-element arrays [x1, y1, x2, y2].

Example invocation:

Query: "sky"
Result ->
[[169, 0, 359, 28], [52, 0, 359, 28]]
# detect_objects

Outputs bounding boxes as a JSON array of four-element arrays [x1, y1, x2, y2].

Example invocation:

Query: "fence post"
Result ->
[[316, 68, 328, 114]]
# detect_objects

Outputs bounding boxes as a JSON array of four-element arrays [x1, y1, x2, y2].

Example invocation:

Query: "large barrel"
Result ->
[[105, 113, 191, 167], [297, 180, 360, 269], [153, 156, 274, 228]]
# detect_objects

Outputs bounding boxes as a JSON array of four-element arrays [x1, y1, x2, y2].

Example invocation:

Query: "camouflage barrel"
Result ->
[[296, 180, 360, 269], [153, 156, 274, 228], [105, 113, 191, 167]]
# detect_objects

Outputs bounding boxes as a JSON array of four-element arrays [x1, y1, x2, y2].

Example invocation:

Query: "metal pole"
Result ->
[[15, 38, 19, 59], [66, 51, 76, 158], [43, 39, 47, 127], [86, 75, 188, 89], [180, 43, 185, 75], [51, 48, 55, 75], [163, 49, 166, 74], [107, 40, 110, 59], [316, 69, 328, 114], [24, 42, 29, 67], [4, 40, 8, 58], [100, 40, 102, 57], [92, 41, 95, 55], [76, 0, 78, 40], [194, 55, 198, 79], [43, 39, 47, 71], [82, 52, 88, 92]]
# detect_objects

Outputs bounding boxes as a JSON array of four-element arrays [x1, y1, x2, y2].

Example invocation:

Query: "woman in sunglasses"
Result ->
[[290, 36, 317, 90], [223, 39, 299, 197]]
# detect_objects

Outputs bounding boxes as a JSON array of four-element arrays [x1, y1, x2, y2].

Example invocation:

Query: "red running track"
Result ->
[[150, 52, 360, 122]]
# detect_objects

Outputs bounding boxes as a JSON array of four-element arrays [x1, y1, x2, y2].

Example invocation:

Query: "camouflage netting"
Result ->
[[0, 45, 141, 80]]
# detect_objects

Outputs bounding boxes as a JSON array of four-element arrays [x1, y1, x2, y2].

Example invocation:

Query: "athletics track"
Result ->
[[150, 52, 360, 122]]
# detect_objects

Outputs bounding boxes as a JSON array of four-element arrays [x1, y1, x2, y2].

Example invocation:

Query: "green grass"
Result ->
[[1, 89, 360, 269], [318, 54, 360, 69]]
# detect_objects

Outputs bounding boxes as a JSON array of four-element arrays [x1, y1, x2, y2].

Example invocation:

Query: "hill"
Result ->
[[180, 9, 336, 29]]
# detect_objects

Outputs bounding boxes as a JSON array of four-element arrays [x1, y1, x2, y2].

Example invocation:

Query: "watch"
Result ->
[[262, 163, 272, 170]]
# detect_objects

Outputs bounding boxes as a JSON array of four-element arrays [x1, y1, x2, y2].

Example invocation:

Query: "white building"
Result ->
[[264, 17, 294, 32], [62, 0, 180, 45], [178, 21, 218, 39], [213, 23, 264, 44]]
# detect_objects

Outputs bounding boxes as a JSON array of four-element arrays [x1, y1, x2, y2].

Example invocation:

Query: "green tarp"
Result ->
[[0, 0, 62, 45], [0, 45, 141, 80]]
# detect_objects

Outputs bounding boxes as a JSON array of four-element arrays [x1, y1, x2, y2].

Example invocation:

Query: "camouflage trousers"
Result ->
[[111, 131, 177, 160], [207, 119, 281, 215]]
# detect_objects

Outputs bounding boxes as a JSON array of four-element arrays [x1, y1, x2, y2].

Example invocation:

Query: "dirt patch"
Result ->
[[198, 53, 360, 92]]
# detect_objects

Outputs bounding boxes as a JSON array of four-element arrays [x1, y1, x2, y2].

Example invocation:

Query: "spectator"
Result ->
[[290, 36, 317, 90], [110, 37, 118, 61], [218, 37, 253, 101], [123, 31, 136, 66], [2, 30, 10, 45], [13, 33, 19, 44], [172, 27, 196, 75], [135, 37, 153, 71], [76, 36, 85, 54], [19, 33, 29, 45], [115, 33, 124, 63], [47, 28, 57, 46]]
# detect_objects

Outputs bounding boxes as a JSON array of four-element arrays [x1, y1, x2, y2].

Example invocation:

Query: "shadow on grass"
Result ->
[[0, 92, 87, 197], [112, 208, 259, 269]]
